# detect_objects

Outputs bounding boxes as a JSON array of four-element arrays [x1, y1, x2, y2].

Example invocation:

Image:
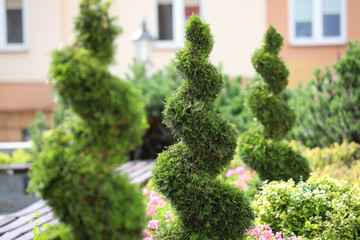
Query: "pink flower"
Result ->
[[165, 211, 173, 219], [146, 210, 156, 216], [314, 95, 318, 101], [332, 90, 336, 96], [343, 92, 347, 97], [275, 232, 284, 239], [325, 92, 330, 99], [238, 174, 249, 181], [142, 229, 150, 236], [143, 238, 153, 240], [226, 169, 235, 177], [240, 182, 247, 191], [142, 188, 149, 196], [235, 166, 245, 175], [147, 220, 160, 229], [233, 182, 241, 188]]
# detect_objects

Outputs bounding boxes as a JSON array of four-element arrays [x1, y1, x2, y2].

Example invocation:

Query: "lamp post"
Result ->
[[131, 20, 155, 65]]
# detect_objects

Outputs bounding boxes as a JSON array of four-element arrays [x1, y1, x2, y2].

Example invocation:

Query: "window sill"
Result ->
[[0, 45, 29, 52], [155, 41, 184, 50], [289, 38, 347, 47]]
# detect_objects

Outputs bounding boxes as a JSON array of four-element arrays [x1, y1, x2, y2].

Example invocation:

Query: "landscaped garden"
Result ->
[[0, 0, 359, 239]]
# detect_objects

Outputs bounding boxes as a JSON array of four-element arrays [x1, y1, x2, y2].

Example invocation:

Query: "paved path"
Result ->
[[0, 160, 154, 240]]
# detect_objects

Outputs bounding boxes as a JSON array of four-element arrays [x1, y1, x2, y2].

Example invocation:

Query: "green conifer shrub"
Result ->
[[287, 41, 360, 148], [152, 15, 254, 239], [29, 0, 148, 239], [238, 26, 311, 183]]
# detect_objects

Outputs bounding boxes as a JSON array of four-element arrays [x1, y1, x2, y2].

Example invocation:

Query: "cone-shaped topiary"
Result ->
[[152, 15, 254, 239], [29, 0, 148, 239], [238, 26, 311, 183]]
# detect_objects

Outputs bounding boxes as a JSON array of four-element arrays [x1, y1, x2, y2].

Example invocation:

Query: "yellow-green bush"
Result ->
[[305, 141, 359, 169], [0, 149, 31, 165], [289, 140, 360, 186], [253, 174, 360, 239], [0, 152, 12, 165]]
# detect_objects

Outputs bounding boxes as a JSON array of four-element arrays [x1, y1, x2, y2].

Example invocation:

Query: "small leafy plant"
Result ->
[[29, 211, 51, 240]]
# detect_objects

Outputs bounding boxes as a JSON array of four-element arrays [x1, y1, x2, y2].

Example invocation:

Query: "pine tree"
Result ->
[[238, 26, 311, 183], [152, 15, 254, 239], [29, 0, 148, 239]]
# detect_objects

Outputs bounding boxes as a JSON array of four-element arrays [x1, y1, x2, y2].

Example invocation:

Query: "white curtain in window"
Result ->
[[295, 0, 312, 22], [323, 0, 340, 14]]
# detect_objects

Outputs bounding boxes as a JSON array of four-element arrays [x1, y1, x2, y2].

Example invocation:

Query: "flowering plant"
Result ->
[[245, 225, 300, 240], [141, 188, 176, 240], [224, 166, 256, 191]]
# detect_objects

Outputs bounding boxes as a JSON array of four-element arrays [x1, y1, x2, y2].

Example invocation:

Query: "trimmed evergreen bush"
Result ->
[[29, 0, 148, 239], [253, 174, 360, 239], [238, 26, 311, 183], [152, 15, 254, 239]]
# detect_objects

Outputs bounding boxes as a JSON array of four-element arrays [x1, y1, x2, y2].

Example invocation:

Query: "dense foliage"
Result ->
[[288, 41, 360, 148], [152, 15, 254, 239], [253, 174, 360, 239], [214, 75, 254, 133], [0, 149, 31, 166], [127, 60, 179, 159], [289, 140, 360, 186], [28, 111, 48, 154], [238, 26, 311, 183], [29, 0, 147, 239]]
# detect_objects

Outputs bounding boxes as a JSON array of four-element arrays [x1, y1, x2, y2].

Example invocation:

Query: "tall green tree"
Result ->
[[239, 26, 311, 183], [152, 15, 254, 239], [29, 0, 148, 239]]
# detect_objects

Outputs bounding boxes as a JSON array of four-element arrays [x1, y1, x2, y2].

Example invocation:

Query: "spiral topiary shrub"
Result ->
[[152, 15, 254, 239], [238, 26, 311, 183], [29, 0, 148, 239]]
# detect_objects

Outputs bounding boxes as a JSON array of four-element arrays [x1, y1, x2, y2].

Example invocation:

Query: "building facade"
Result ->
[[0, 0, 359, 141]]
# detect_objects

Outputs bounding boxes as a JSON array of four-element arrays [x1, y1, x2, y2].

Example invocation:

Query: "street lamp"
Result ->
[[131, 20, 155, 64]]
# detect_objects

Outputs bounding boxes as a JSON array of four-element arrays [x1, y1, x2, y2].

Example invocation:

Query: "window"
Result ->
[[289, 0, 346, 46], [153, 0, 205, 48], [0, 0, 27, 51]]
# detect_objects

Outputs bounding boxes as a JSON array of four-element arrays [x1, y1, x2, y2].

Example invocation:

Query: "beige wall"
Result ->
[[207, 0, 266, 79], [0, 0, 64, 83]]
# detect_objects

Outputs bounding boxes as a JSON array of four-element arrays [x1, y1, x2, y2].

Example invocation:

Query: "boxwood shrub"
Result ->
[[253, 174, 360, 239]]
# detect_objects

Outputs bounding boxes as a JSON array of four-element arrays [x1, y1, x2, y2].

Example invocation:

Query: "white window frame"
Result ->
[[288, 0, 347, 46], [0, 0, 28, 52], [152, 0, 207, 49]]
